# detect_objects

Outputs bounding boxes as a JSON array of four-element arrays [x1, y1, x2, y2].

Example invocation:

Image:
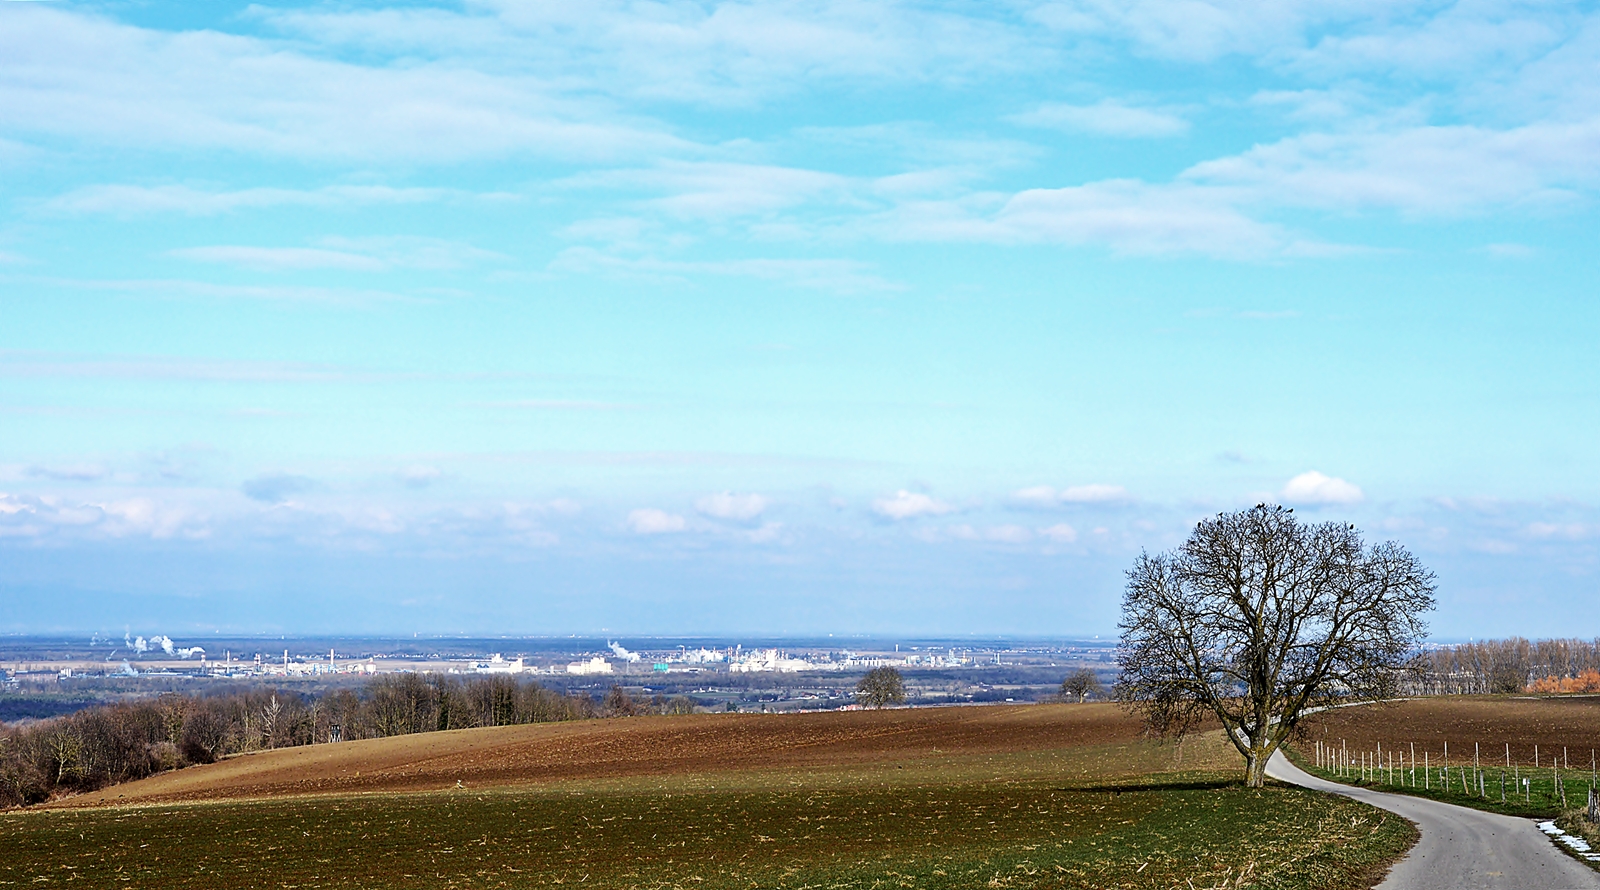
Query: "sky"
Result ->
[[1, 0, 1597, 639]]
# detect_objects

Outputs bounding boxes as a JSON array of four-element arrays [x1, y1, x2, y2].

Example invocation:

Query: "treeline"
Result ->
[[1408, 637, 1600, 695], [0, 675, 691, 807]]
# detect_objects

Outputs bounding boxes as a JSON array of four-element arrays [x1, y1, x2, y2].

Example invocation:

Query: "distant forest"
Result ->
[[1411, 637, 1600, 694], [0, 675, 687, 807]]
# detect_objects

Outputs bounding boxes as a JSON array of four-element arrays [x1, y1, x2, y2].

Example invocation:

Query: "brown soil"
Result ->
[[1299, 696, 1600, 767], [53, 703, 1151, 809]]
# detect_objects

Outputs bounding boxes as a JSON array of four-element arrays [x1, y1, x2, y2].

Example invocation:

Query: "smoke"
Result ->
[[121, 632, 202, 658], [608, 641, 640, 663], [118, 661, 138, 676]]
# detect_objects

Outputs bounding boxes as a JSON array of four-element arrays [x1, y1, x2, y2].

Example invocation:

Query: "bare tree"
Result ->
[[855, 667, 907, 708], [260, 695, 283, 749], [1115, 505, 1435, 787], [1061, 668, 1103, 703]]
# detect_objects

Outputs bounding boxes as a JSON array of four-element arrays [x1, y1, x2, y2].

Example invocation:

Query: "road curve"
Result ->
[[1268, 750, 1600, 889]]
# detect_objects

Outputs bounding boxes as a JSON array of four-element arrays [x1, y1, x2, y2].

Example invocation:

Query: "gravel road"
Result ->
[[1268, 750, 1600, 889]]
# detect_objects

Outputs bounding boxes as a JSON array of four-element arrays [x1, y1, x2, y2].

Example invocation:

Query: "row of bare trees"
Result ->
[[0, 675, 676, 807], [1406, 638, 1600, 695]]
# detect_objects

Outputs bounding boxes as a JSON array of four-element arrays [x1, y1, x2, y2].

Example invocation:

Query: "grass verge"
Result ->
[[1283, 744, 1595, 820]]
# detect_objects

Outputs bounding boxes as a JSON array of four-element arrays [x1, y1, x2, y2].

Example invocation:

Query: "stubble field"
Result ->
[[3, 704, 1416, 890]]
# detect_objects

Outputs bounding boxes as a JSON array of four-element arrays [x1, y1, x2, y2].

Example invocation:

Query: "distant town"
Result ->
[[0, 634, 1118, 719]]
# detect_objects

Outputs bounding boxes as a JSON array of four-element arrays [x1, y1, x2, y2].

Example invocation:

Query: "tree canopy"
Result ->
[[855, 667, 907, 709], [1061, 668, 1103, 702], [1114, 504, 1435, 787]]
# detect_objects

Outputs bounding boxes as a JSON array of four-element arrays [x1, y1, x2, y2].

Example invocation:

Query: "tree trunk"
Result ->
[[1245, 747, 1269, 788]]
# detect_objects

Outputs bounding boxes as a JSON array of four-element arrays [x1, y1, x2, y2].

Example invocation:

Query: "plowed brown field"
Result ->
[[53, 703, 1169, 808], [1299, 696, 1600, 766]]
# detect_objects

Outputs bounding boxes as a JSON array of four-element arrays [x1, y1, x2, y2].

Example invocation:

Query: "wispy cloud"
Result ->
[[0, 349, 371, 383], [696, 491, 769, 522], [872, 490, 953, 520], [1013, 483, 1130, 507], [1185, 120, 1600, 216], [241, 473, 318, 503], [626, 507, 686, 534], [43, 183, 485, 216], [0, 6, 685, 163], [170, 246, 386, 272], [1010, 100, 1189, 138], [550, 248, 902, 294], [170, 237, 505, 273], [476, 399, 637, 411], [29, 275, 416, 304]]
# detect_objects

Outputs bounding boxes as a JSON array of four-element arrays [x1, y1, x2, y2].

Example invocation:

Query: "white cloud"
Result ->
[[566, 161, 852, 220], [1039, 523, 1079, 543], [872, 490, 953, 520], [1280, 471, 1365, 505], [1483, 242, 1536, 259], [43, 276, 413, 304], [941, 523, 1036, 544], [1012, 483, 1130, 506], [881, 180, 1312, 259], [1526, 522, 1593, 540], [626, 507, 686, 534], [986, 524, 1033, 544], [478, 399, 636, 411], [1010, 100, 1189, 138], [1185, 121, 1600, 217], [1013, 485, 1062, 507], [170, 246, 386, 272], [254, 1, 1039, 106], [397, 465, 442, 488], [169, 238, 504, 273], [27, 463, 109, 482], [316, 236, 508, 271], [696, 491, 769, 521], [0, 491, 203, 540], [44, 184, 470, 216], [550, 248, 902, 294], [0, 6, 682, 163], [1060, 484, 1130, 503]]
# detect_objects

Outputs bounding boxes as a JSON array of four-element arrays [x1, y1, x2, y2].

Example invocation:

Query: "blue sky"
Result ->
[[1, 0, 1597, 638]]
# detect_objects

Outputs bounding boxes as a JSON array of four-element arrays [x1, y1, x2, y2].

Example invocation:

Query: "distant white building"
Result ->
[[474, 654, 526, 674], [566, 656, 613, 675], [728, 648, 823, 673]]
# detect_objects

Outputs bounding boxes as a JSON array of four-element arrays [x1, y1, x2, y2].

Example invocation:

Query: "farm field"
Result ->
[[3, 705, 1416, 890], [1290, 696, 1600, 819]]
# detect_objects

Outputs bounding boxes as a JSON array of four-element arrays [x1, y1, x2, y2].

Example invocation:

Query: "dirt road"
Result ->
[[1269, 750, 1600, 889]]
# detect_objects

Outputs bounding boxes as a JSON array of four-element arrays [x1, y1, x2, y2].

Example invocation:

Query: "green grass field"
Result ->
[[2, 737, 1414, 890], [1286, 745, 1598, 820]]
